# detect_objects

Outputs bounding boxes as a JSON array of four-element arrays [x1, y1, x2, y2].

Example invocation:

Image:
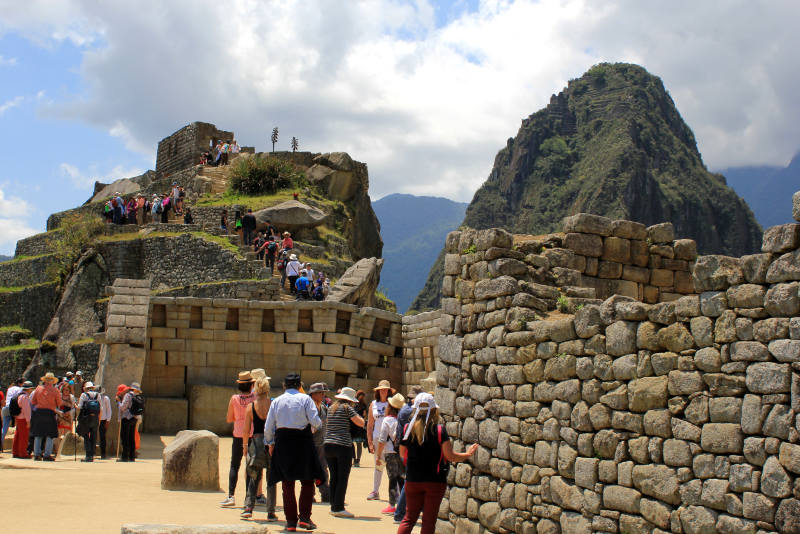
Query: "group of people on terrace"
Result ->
[[103, 182, 192, 225], [201, 139, 241, 166], [1, 372, 145, 463], [221, 209, 330, 300], [222, 370, 477, 533]]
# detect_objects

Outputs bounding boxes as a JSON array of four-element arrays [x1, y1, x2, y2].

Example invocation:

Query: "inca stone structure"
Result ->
[[155, 122, 234, 176], [431, 196, 800, 534]]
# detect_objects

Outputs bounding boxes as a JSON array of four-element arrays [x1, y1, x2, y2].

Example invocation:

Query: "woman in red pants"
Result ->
[[12, 381, 34, 458], [397, 393, 477, 534]]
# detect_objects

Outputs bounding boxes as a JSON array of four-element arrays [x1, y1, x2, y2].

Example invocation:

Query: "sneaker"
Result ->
[[43, 456, 55, 462], [34, 456, 42, 461], [286, 525, 297, 532], [240, 508, 252, 519], [255, 495, 267, 505], [353, 461, 360, 467], [394, 518, 402, 524], [298, 519, 317, 530], [366, 491, 379, 500], [331, 510, 355, 518], [266, 513, 279, 522], [381, 505, 396, 515], [220, 496, 236, 507]]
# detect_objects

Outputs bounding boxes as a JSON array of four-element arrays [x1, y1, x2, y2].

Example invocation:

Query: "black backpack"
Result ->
[[9, 394, 21, 417], [130, 393, 145, 416], [83, 392, 101, 416]]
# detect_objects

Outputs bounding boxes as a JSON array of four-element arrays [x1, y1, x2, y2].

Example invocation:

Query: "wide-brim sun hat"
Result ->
[[388, 392, 405, 410], [374, 380, 392, 391], [289, 254, 298, 261], [130, 382, 142, 391], [84, 381, 96, 389], [308, 382, 329, 394], [335, 387, 358, 403], [251, 368, 270, 381], [41, 372, 57, 383], [237, 371, 254, 384]]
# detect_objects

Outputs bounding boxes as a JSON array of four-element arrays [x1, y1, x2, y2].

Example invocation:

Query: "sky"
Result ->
[[0, 0, 798, 255]]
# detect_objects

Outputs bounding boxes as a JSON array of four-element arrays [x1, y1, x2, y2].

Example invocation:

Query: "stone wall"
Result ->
[[154, 279, 280, 301], [15, 230, 61, 257], [0, 282, 58, 338], [432, 214, 800, 534], [143, 298, 402, 435], [0, 254, 56, 287], [155, 122, 234, 177], [402, 310, 441, 393]]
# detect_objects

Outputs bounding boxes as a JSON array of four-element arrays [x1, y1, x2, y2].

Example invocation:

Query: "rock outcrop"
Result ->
[[161, 430, 220, 491], [327, 257, 383, 307], [253, 200, 327, 231]]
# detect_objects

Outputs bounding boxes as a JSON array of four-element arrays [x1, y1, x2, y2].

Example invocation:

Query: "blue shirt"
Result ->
[[263, 389, 322, 446], [295, 276, 310, 292], [397, 404, 413, 436]]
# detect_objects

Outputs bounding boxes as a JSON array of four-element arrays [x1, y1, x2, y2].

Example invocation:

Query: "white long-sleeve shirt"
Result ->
[[263, 389, 321, 446], [100, 394, 112, 421]]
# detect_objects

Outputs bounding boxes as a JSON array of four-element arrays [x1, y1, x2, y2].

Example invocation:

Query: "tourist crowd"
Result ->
[[1, 372, 145, 463], [221, 370, 477, 533], [103, 182, 190, 226], [201, 139, 241, 166]]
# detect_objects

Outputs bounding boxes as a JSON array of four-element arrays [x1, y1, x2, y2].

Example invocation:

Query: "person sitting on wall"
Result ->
[[183, 208, 193, 224]]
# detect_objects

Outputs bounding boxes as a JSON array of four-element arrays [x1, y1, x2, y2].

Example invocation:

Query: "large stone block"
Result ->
[[628, 376, 668, 412], [700, 423, 743, 454], [343, 346, 380, 365], [142, 398, 188, 434], [161, 430, 220, 491], [564, 232, 603, 257], [693, 255, 744, 291], [320, 356, 358, 374], [189, 385, 236, 435], [762, 223, 800, 253], [563, 213, 612, 236]]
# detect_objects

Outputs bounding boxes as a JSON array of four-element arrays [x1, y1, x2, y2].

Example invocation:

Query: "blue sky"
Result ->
[[0, 0, 798, 255]]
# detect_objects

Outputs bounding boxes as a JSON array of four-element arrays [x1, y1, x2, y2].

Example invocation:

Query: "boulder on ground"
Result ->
[[91, 178, 142, 203], [253, 200, 327, 231], [58, 432, 84, 457], [161, 430, 220, 491], [327, 257, 384, 307]]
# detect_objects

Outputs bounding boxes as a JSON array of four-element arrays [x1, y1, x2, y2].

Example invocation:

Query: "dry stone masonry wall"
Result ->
[[402, 310, 441, 394], [433, 207, 800, 534], [155, 122, 233, 177]]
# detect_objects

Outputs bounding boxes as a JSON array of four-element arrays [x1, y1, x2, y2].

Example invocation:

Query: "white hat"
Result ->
[[289, 254, 298, 261], [402, 392, 438, 443], [84, 381, 96, 389], [335, 387, 358, 403]]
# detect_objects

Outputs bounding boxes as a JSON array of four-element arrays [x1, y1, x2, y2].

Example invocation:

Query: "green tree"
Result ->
[[271, 127, 279, 152]]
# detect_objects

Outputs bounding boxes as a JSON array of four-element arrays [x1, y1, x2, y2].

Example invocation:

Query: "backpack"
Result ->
[[276, 258, 285, 270], [129, 393, 145, 416], [111, 198, 118, 208], [9, 394, 21, 417], [155, 202, 163, 214], [267, 242, 277, 256], [83, 392, 101, 416], [312, 284, 325, 301]]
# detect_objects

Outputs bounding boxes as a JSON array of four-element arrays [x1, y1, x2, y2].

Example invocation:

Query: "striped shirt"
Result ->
[[324, 404, 357, 447]]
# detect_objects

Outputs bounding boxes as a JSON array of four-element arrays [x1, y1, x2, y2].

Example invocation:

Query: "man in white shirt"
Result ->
[[2, 378, 24, 447], [285, 255, 303, 295], [98, 387, 112, 459]]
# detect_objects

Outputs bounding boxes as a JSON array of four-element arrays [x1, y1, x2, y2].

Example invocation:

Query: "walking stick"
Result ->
[[115, 418, 121, 459], [73, 419, 76, 462]]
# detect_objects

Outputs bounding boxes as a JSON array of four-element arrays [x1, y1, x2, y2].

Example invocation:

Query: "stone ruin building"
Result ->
[[155, 122, 234, 176]]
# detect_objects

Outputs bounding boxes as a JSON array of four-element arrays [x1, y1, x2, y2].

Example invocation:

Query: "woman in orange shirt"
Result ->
[[30, 373, 61, 461]]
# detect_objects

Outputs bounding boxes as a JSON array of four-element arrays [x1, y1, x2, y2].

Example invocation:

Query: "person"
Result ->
[[264, 373, 323, 532], [351, 390, 368, 467], [278, 249, 289, 289], [126, 197, 137, 225], [30, 372, 61, 461], [98, 387, 112, 459], [2, 377, 24, 446], [281, 232, 294, 252], [263, 236, 278, 274], [220, 371, 256, 507], [295, 269, 311, 300], [136, 194, 146, 225], [56, 382, 76, 451], [183, 207, 193, 224], [264, 220, 277, 238], [178, 186, 186, 214], [242, 209, 257, 246], [286, 254, 302, 294], [304, 263, 315, 283], [252, 232, 265, 260], [366, 380, 393, 499], [112, 192, 123, 224], [214, 141, 223, 165], [74, 371, 85, 394], [396, 393, 478, 534], [393, 385, 423, 523], [171, 182, 180, 214], [11, 381, 34, 458], [160, 195, 170, 223], [76, 381, 101, 462], [324, 387, 365, 518], [151, 195, 161, 223], [231, 139, 241, 155], [220, 209, 228, 233], [241, 376, 278, 520], [118, 382, 143, 462], [308, 383, 330, 504], [221, 139, 230, 166], [376, 393, 405, 514]]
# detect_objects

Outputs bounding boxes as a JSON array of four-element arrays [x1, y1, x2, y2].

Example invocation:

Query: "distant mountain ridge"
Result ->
[[411, 62, 763, 311], [372, 194, 467, 313], [719, 152, 800, 229]]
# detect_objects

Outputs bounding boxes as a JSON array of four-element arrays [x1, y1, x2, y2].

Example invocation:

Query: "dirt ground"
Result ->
[[0, 433, 402, 534]]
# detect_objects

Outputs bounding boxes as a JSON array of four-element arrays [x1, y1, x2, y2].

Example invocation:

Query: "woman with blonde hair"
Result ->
[[241, 376, 277, 520], [396, 393, 477, 534]]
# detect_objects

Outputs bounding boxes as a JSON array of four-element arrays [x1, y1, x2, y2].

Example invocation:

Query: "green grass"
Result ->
[[97, 230, 241, 256], [0, 281, 57, 294], [3, 253, 54, 264], [0, 324, 32, 335], [195, 189, 296, 208], [152, 278, 264, 294], [0, 340, 39, 352], [70, 337, 95, 346]]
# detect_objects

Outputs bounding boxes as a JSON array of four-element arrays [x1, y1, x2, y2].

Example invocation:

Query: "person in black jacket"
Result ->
[[242, 209, 257, 246]]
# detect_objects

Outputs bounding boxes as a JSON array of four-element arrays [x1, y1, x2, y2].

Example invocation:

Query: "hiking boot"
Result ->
[[220, 496, 236, 507], [240, 508, 253, 519], [298, 519, 317, 530], [366, 491, 379, 500], [43, 456, 55, 461], [381, 505, 396, 515], [330, 510, 354, 518], [266, 513, 279, 522], [34, 456, 42, 461]]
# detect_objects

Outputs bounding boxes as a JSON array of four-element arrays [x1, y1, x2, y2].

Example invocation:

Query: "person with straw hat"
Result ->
[[323, 386, 365, 518], [220, 371, 256, 508], [240, 376, 277, 521], [376, 392, 405, 515], [264, 372, 323, 532], [11, 381, 34, 458], [366, 379, 393, 500], [30, 372, 61, 461], [396, 393, 478, 534]]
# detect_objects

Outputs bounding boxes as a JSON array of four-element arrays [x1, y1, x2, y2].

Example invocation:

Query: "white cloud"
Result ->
[[0, 55, 17, 66], [0, 96, 24, 116], [59, 162, 144, 189], [0, 188, 37, 254], [4, 0, 800, 202]]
